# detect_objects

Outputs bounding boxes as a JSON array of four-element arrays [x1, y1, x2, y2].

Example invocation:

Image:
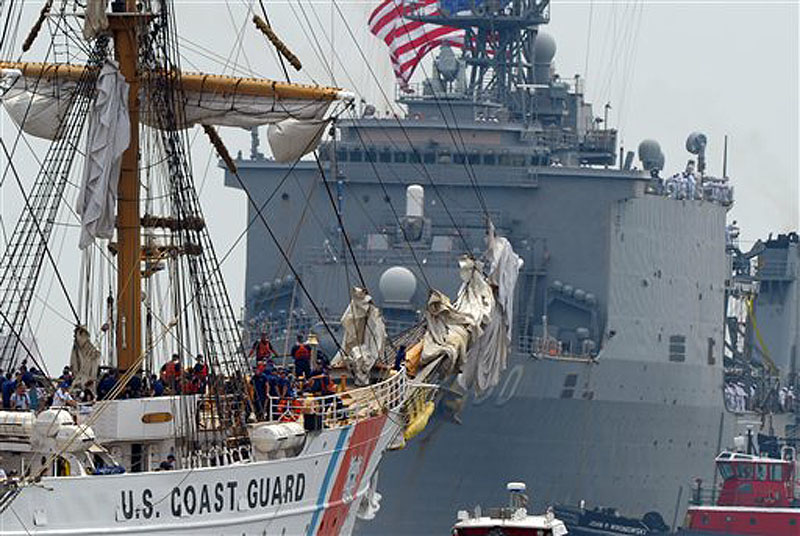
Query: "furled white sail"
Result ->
[[82, 0, 109, 40], [409, 224, 522, 394], [1, 57, 348, 174], [456, 226, 522, 393], [337, 287, 387, 386], [76, 60, 130, 249], [0, 69, 74, 140], [175, 90, 332, 129], [267, 118, 329, 162], [70, 325, 101, 388]]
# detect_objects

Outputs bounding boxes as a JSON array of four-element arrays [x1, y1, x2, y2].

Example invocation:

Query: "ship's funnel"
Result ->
[[533, 33, 556, 84], [406, 184, 424, 218]]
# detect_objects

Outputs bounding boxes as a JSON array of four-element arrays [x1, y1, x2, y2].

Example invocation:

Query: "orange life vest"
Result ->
[[277, 398, 303, 422], [254, 340, 274, 358]]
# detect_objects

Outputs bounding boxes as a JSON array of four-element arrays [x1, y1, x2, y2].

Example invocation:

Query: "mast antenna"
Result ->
[[723, 134, 729, 179]]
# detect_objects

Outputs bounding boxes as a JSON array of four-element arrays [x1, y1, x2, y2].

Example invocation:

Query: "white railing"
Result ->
[[268, 370, 407, 429]]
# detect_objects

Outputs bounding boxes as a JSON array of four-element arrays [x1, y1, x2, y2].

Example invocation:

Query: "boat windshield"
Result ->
[[718, 462, 734, 480]]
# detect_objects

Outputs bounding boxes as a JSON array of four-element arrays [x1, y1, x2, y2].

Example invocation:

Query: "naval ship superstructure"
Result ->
[[224, 1, 738, 532]]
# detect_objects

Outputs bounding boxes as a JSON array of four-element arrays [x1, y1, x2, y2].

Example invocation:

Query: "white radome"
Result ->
[[379, 266, 417, 303]]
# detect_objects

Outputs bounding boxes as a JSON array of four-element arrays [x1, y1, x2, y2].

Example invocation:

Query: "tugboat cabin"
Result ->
[[714, 450, 795, 507], [685, 448, 800, 535]]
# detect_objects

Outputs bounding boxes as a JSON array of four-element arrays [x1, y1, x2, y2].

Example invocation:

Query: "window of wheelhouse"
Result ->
[[736, 463, 754, 479], [718, 462, 734, 480], [379, 149, 392, 163], [771, 464, 784, 481], [756, 463, 768, 481]]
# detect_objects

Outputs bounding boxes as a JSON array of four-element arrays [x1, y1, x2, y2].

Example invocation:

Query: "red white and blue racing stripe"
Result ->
[[307, 414, 391, 536]]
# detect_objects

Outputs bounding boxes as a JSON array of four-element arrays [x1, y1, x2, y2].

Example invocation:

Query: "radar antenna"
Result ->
[[411, 0, 551, 116]]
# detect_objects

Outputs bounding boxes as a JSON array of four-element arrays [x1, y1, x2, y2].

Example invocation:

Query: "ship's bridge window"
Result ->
[[409, 152, 421, 164], [365, 149, 377, 162], [349, 149, 363, 162], [736, 463, 754, 479], [423, 152, 436, 164], [718, 462, 734, 480], [437, 151, 452, 164], [468, 152, 480, 165], [499, 153, 526, 167], [394, 151, 407, 163], [336, 149, 348, 162], [483, 152, 496, 166], [379, 150, 392, 163], [454, 153, 466, 164], [771, 464, 784, 481]]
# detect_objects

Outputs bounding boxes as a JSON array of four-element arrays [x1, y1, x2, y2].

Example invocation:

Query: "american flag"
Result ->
[[368, 0, 464, 88]]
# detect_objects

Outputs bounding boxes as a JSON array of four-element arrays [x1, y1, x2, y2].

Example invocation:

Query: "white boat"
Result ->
[[452, 483, 569, 536], [0, 371, 405, 535]]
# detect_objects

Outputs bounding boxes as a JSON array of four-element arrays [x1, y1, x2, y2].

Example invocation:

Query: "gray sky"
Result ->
[[1, 0, 798, 371]]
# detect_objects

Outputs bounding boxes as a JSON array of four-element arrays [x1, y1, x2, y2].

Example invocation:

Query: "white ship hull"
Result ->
[[0, 413, 399, 535]]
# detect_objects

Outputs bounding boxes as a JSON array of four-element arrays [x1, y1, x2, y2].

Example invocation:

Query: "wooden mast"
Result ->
[[109, 7, 142, 372]]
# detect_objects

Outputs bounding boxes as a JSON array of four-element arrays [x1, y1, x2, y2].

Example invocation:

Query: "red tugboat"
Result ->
[[451, 483, 569, 536], [684, 443, 800, 535]]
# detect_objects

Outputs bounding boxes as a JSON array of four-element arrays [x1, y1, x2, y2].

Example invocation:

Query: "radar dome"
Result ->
[[638, 139, 665, 172], [533, 33, 556, 63], [685, 132, 707, 155], [379, 266, 417, 303]]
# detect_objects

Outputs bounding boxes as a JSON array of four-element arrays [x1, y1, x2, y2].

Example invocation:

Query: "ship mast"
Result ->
[[0, 3, 342, 376], [109, 5, 142, 371]]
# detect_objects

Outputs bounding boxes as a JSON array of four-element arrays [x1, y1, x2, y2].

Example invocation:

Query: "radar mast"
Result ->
[[411, 0, 551, 119]]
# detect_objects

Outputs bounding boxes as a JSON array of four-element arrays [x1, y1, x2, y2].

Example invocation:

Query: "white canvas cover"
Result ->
[[76, 60, 130, 249], [337, 287, 387, 386]]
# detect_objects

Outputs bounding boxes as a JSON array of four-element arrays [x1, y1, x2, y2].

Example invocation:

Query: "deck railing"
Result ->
[[267, 369, 407, 429]]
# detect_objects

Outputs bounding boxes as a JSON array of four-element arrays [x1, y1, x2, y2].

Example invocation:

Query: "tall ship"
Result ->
[[0, 0, 523, 533], [223, 0, 798, 533]]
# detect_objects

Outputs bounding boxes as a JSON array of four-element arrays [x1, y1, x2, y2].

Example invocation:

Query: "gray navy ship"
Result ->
[[221, 0, 797, 533]]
